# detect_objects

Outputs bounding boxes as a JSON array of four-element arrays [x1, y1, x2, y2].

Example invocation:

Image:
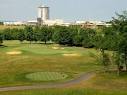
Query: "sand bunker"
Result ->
[[6, 51, 22, 55], [61, 48, 65, 50], [63, 53, 81, 57], [52, 47, 64, 50], [52, 47, 59, 50]]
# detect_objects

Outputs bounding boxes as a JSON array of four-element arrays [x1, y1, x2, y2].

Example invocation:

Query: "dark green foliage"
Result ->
[[24, 26, 34, 43], [0, 32, 3, 45], [73, 35, 83, 46], [3, 28, 12, 40], [72, 28, 84, 46], [2, 28, 19, 40], [40, 26, 52, 44], [82, 29, 95, 48], [0, 22, 3, 25], [33, 26, 41, 42], [18, 29, 25, 43], [111, 11, 127, 72], [112, 11, 127, 32], [52, 26, 74, 45], [10, 28, 19, 40], [93, 27, 115, 69], [1, 25, 96, 47]]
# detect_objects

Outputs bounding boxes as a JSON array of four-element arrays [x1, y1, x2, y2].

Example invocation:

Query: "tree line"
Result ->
[[0, 11, 127, 75], [0, 25, 96, 47]]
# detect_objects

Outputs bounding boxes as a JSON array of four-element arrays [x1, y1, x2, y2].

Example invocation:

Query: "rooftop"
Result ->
[[38, 5, 49, 8]]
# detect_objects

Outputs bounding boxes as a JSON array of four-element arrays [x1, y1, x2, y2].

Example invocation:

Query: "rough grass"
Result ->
[[89, 71, 127, 90]]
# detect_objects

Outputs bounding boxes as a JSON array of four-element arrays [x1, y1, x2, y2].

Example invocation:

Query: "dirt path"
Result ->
[[0, 72, 95, 92]]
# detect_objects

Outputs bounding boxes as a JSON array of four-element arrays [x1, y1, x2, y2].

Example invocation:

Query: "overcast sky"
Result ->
[[0, 0, 127, 22]]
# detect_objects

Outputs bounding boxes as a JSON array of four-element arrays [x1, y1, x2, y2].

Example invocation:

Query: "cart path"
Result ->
[[0, 72, 95, 92]]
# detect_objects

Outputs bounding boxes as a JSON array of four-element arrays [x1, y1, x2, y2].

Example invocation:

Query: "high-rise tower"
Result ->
[[37, 5, 50, 25]]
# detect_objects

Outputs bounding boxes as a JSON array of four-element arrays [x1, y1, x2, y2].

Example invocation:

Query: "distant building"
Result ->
[[3, 21, 25, 25], [26, 20, 38, 25], [36, 5, 68, 26], [3, 5, 112, 27], [76, 21, 111, 29], [43, 19, 64, 26], [37, 5, 50, 25]]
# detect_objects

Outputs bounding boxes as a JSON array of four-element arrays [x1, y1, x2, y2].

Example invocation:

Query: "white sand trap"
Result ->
[[52, 47, 65, 50], [63, 53, 81, 57], [61, 48, 65, 50], [52, 47, 60, 49], [6, 51, 22, 55]]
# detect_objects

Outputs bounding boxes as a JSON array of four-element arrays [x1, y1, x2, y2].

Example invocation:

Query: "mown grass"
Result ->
[[1, 40, 127, 95], [26, 72, 68, 81], [0, 40, 100, 86]]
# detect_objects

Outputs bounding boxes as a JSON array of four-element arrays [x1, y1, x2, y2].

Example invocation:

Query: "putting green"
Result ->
[[26, 72, 68, 81]]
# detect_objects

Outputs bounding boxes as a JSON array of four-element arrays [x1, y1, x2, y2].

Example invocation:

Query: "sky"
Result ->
[[0, 0, 127, 22]]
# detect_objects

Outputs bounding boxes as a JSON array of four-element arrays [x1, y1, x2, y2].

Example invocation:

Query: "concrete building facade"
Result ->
[[37, 5, 50, 25]]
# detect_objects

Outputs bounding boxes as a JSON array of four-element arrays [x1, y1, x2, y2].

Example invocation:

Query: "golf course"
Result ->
[[0, 40, 127, 95], [0, 0, 127, 94]]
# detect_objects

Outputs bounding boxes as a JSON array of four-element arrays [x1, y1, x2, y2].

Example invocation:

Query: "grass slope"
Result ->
[[0, 40, 99, 86], [1, 41, 127, 95]]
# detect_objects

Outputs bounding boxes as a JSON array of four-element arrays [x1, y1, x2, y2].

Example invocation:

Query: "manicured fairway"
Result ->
[[1, 41, 127, 95], [26, 72, 68, 81], [0, 40, 99, 86]]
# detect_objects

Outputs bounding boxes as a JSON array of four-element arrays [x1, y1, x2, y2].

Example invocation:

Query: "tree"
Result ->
[[93, 27, 113, 70], [10, 28, 19, 40], [33, 26, 40, 43], [3, 28, 12, 40], [111, 11, 127, 71], [73, 35, 83, 46], [0, 32, 3, 46], [2, 28, 19, 40], [72, 27, 83, 46], [25, 26, 34, 44], [40, 26, 52, 44], [52, 26, 74, 45], [18, 29, 25, 43], [112, 11, 127, 33], [0, 22, 3, 25], [82, 29, 95, 48], [113, 52, 124, 75]]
